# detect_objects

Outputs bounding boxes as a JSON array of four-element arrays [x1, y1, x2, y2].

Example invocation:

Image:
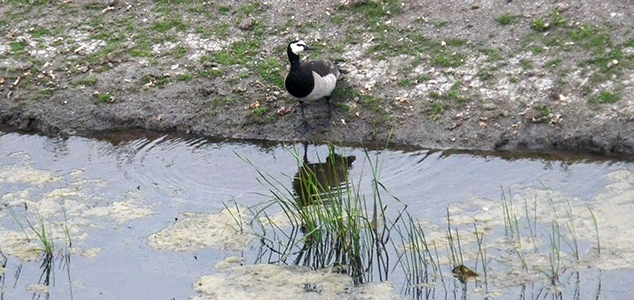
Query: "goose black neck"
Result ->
[[287, 46, 301, 68]]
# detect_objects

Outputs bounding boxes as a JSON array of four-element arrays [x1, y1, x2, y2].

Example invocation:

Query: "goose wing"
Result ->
[[304, 60, 340, 78]]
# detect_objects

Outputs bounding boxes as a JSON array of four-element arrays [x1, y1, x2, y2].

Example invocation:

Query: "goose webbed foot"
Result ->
[[319, 116, 332, 128], [297, 120, 314, 135]]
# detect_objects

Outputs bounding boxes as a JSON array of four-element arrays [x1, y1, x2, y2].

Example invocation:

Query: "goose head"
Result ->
[[288, 40, 312, 55]]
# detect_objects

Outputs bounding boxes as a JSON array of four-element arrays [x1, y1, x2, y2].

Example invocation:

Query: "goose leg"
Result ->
[[297, 101, 313, 134], [320, 96, 333, 127]]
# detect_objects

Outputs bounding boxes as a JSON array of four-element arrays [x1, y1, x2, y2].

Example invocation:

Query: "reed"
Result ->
[[588, 206, 601, 255], [240, 143, 402, 284], [393, 212, 440, 298], [472, 223, 488, 291], [233, 145, 603, 299]]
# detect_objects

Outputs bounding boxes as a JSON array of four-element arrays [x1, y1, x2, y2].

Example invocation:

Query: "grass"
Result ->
[[218, 5, 230, 14], [211, 96, 236, 109], [429, 101, 444, 118], [9, 41, 28, 55], [545, 58, 563, 68], [496, 14, 517, 26], [476, 67, 495, 81], [129, 33, 154, 58], [238, 144, 399, 284], [359, 95, 383, 113], [151, 18, 188, 33], [338, 0, 402, 29], [156, 76, 171, 86], [96, 92, 112, 103], [212, 39, 260, 66], [234, 144, 478, 291], [533, 104, 552, 121], [31, 27, 52, 37], [531, 11, 565, 32], [176, 74, 192, 81], [255, 58, 284, 88], [445, 82, 467, 104], [531, 46, 545, 54], [531, 17, 550, 32], [432, 52, 465, 68], [480, 48, 502, 62], [198, 68, 223, 78], [398, 79, 413, 88], [429, 81, 468, 107], [75, 76, 98, 86], [589, 91, 620, 104], [173, 45, 188, 58], [252, 107, 268, 116], [6, 198, 73, 287], [8, 0, 49, 4], [184, 140, 611, 299]]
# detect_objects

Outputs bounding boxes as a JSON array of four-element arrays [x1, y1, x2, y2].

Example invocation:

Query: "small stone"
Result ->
[[276, 107, 291, 116], [481, 102, 498, 110], [554, 2, 569, 11], [239, 18, 254, 31], [607, 59, 619, 69], [246, 101, 259, 110]]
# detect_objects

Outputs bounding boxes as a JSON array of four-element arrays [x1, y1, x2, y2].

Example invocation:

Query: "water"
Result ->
[[1, 128, 633, 299]]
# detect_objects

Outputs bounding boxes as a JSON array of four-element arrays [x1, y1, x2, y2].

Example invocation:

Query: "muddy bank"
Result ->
[[1, 0, 633, 154]]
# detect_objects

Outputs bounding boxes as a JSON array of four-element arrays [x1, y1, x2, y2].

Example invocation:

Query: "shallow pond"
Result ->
[[1, 128, 634, 299]]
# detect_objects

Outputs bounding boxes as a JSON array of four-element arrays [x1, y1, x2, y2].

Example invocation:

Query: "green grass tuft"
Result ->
[[96, 92, 112, 103], [256, 58, 284, 88], [531, 17, 550, 32], [212, 39, 260, 66], [151, 17, 188, 33], [176, 74, 192, 81], [10, 41, 28, 54], [76, 76, 98, 86], [252, 107, 268, 115], [431, 52, 465, 68], [589, 91, 620, 104], [496, 14, 517, 26]]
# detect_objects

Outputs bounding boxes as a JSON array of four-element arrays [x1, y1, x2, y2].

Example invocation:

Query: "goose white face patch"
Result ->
[[290, 40, 308, 55]]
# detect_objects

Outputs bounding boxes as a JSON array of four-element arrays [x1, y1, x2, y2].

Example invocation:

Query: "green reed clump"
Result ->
[[6, 204, 73, 287], [393, 211, 440, 297], [241, 144, 400, 284]]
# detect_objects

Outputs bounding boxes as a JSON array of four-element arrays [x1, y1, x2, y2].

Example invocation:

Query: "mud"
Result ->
[[1, 0, 633, 154]]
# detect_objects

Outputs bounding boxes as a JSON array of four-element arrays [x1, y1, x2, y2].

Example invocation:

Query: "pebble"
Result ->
[[555, 2, 570, 11], [481, 102, 498, 110]]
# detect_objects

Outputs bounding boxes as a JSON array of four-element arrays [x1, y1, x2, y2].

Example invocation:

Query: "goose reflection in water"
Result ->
[[292, 143, 356, 206]]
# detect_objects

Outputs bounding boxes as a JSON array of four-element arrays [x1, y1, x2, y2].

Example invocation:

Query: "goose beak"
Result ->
[[303, 45, 313, 51]]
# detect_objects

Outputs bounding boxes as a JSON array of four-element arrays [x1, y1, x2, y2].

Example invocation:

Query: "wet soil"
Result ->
[[1, 0, 633, 154]]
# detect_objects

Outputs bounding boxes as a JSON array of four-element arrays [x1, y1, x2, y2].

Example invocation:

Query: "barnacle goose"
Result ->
[[284, 40, 341, 132]]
